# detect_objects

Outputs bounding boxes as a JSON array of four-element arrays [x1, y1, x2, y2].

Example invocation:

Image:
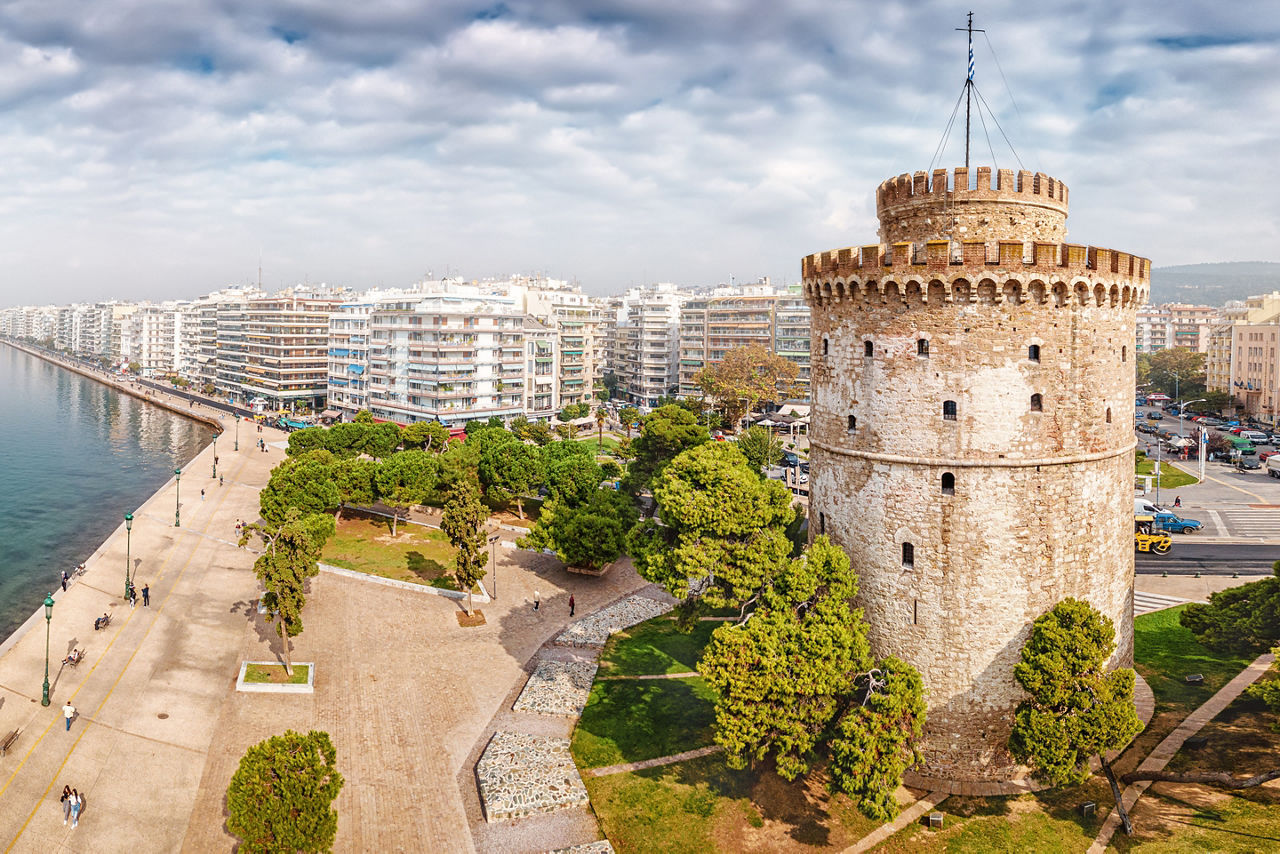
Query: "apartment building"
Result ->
[[516, 284, 603, 409], [1206, 292, 1280, 424], [119, 303, 186, 377], [611, 283, 685, 407], [1135, 302, 1219, 354], [677, 281, 811, 401], [215, 294, 341, 411], [327, 301, 374, 419], [363, 291, 536, 426]]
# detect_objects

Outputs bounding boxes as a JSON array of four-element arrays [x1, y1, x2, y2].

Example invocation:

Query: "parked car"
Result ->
[[781, 450, 800, 467], [1153, 512, 1203, 534], [1237, 456, 1263, 470], [1260, 450, 1279, 462]]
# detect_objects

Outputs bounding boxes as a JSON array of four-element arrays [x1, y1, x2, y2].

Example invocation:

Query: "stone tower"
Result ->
[[801, 166, 1148, 786]]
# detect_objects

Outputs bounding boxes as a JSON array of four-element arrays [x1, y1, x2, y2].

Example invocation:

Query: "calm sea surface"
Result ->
[[0, 345, 211, 640]]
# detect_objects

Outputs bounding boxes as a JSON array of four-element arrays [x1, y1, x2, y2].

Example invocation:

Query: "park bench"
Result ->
[[0, 730, 18, 756], [1184, 673, 1204, 684], [93, 613, 111, 631], [62, 648, 85, 668]]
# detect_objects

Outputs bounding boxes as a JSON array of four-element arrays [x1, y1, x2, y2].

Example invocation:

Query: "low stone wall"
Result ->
[[476, 731, 589, 821], [553, 594, 673, 649]]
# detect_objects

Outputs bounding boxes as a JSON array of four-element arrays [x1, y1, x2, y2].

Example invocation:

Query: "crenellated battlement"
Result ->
[[877, 167, 1068, 214], [802, 240, 1148, 282]]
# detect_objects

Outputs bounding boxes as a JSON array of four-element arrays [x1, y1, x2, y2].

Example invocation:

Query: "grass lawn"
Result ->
[[878, 788, 1108, 853], [598, 619, 719, 676], [243, 663, 310, 684], [1136, 458, 1199, 489], [572, 677, 718, 769], [1132, 606, 1255, 721], [578, 435, 621, 454], [585, 753, 883, 854], [320, 514, 460, 589]]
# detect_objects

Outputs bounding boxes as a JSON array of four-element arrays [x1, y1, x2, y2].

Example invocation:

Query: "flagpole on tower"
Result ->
[[956, 12, 985, 169]]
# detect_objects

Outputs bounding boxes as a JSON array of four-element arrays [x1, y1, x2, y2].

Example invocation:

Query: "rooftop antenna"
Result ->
[[257, 252, 262, 290], [956, 11, 985, 169]]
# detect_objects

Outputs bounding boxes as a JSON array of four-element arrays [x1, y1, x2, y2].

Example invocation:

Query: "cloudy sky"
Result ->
[[0, 0, 1275, 305]]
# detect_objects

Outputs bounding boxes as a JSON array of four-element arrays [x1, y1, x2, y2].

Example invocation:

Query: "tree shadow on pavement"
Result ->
[[229, 599, 283, 666]]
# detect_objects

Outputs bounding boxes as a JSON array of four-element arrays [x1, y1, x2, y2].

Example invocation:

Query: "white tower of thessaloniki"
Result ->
[[802, 166, 1148, 786]]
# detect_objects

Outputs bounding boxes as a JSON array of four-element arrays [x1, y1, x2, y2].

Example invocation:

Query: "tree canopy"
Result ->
[[519, 490, 637, 570], [226, 729, 344, 854], [440, 479, 489, 615], [478, 440, 543, 518], [545, 453, 605, 506], [402, 420, 451, 453], [694, 345, 799, 429], [330, 457, 378, 519], [628, 442, 793, 610], [1138, 348, 1206, 400], [361, 421, 404, 459], [622, 404, 709, 493], [260, 453, 341, 525], [373, 450, 440, 534], [735, 425, 783, 472], [1180, 563, 1280, 653]]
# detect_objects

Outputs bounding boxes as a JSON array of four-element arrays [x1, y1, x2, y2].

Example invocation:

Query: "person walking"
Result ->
[[141, 583, 150, 607], [1174, 495, 1182, 508], [533, 590, 540, 611], [62, 701, 76, 732], [61, 570, 69, 592], [69, 789, 81, 828], [128, 586, 137, 610], [569, 594, 575, 617], [60, 785, 72, 825], [219, 475, 224, 487], [200, 488, 205, 501]]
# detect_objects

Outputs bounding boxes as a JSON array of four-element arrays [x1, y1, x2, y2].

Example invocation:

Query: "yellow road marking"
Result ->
[[1167, 459, 1267, 503], [3, 451, 250, 849]]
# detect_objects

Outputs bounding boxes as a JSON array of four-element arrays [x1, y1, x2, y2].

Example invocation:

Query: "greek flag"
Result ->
[[968, 43, 974, 80]]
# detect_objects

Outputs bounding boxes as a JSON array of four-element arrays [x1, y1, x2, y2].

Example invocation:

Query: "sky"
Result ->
[[0, 0, 1276, 305]]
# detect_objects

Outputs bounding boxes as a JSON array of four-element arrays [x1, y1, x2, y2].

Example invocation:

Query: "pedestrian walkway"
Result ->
[[1133, 591, 1191, 616], [842, 790, 949, 853], [1087, 649, 1277, 853]]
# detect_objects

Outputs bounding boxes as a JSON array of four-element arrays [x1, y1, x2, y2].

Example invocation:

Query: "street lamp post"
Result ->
[[1178, 398, 1206, 447], [124, 512, 134, 599], [488, 534, 501, 599], [234, 415, 240, 451], [174, 468, 182, 528], [212, 432, 218, 478], [41, 594, 53, 706]]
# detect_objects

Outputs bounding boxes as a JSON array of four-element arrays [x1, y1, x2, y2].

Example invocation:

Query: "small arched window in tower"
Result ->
[[1106, 407, 1113, 423], [902, 542, 915, 569], [941, 472, 955, 495], [1028, 344, 1041, 362], [864, 340, 873, 357], [819, 512, 826, 535], [942, 400, 958, 420], [847, 414, 857, 433], [822, 336, 829, 356], [1122, 345, 1127, 362], [917, 338, 929, 357], [1031, 393, 1043, 412]]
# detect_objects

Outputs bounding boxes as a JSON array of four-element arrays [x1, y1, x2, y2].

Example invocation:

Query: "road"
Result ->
[[1136, 542, 1280, 575]]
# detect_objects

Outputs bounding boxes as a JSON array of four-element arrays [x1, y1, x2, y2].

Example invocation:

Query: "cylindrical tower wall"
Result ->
[[802, 168, 1148, 783]]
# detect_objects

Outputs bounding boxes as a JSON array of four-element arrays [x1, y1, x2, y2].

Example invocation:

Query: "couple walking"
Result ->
[[59, 785, 83, 827]]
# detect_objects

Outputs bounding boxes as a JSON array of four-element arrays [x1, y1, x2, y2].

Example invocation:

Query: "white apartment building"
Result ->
[[1135, 302, 1219, 354], [327, 300, 374, 419], [514, 282, 604, 409], [1206, 292, 1280, 424], [119, 303, 188, 377], [611, 283, 686, 408]]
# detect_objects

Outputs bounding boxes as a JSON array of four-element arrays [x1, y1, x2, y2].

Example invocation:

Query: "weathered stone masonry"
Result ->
[[802, 166, 1147, 783]]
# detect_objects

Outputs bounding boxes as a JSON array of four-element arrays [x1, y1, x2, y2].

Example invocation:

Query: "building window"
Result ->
[[902, 542, 914, 568], [819, 512, 826, 535], [943, 400, 957, 420], [1028, 344, 1041, 362], [1031, 393, 1043, 412], [823, 337, 829, 356], [863, 340, 874, 357], [1106, 407, 1112, 423], [913, 599, 919, 625], [1122, 345, 1127, 362], [847, 414, 857, 432], [941, 472, 955, 495], [917, 338, 929, 356]]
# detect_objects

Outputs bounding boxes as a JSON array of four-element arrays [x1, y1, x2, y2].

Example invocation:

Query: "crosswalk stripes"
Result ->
[[1134, 591, 1192, 616], [1216, 509, 1280, 539]]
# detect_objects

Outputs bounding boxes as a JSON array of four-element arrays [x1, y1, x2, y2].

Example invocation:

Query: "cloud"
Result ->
[[0, 0, 1274, 306]]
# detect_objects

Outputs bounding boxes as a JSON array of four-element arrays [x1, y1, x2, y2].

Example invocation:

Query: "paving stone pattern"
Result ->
[[547, 842, 615, 854], [513, 660, 599, 716], [477, 731, 590, 821], [553, 594, 673, 648]]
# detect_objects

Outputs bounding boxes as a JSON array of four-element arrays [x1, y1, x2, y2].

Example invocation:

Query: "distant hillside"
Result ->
[[1149, 261, 1280, 307]]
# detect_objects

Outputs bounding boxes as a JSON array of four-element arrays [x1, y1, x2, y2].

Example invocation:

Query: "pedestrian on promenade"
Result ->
[[60, 785, 72, 824], [69, 789, 81, 828], [534, 590, 540, 611], [1174, 495, 1182, 508], [200, 488, 205, 501], [219, 475, 224, 487], [62, 701, 76, 731], [129, 586, 137, 609], [61, 570, 68, 592], [569, 594, 575, 617], [142, 583, 150, 607]]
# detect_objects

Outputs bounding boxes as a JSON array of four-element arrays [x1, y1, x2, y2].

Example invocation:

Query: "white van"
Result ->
[[1135, 498, 1162, 515], [1241, 430, 1269, 445], [1267, 456, 1280, 479]]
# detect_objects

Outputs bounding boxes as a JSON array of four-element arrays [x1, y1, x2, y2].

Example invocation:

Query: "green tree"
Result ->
[[595, 407, 607, 448], [623, 404, 709, 494], [478, 441, 543, 519], [1007, 598, 1144, 835], [353, 409, 375, 424], [525, 421, 554, 445], [260, 453, 341, 525], [735, 425, 783, 472], [330, 457, 378, 520], [694, 345, 799, 430], [286, 426, 328, 457], [323, 422, 369, 458], [828, 657, 927, 821], [440, 480, 488, 615], [239, 509, 335, 675], [373, 450, 440, 535], [402, 420, 450, 453], [519, 490, 637, 571], [628, 442, 792, 610], [546, 454, 604, 506], [361, 421, 403, 459], [127, 360, 141, 374], [617, 406, 641, 438], [226, 729, 344, 853], [1180, 563, 1280, 653], [1145, 347, 1206, 399]]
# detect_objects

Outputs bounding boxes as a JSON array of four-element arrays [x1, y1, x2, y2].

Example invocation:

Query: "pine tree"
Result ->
[[226, 729, 344, 853], [441, 480, 488, 615]]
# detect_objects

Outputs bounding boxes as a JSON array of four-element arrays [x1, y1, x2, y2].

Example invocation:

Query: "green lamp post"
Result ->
[[174, 468, 182, 528], [124, 512, 134, 599], [212, 432, 219, 479], [234, 414, 240, 451], [41, 593, 54, 706]]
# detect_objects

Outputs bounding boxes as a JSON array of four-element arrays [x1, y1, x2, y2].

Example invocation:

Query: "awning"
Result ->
[[320, 410, 342, 420], [348, 364, 365, 374]]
